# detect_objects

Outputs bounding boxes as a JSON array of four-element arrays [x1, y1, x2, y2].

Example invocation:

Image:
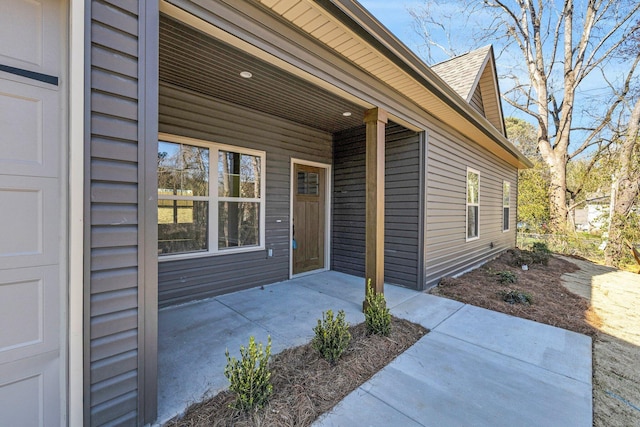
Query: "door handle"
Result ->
[[0, 64, 58, 86]]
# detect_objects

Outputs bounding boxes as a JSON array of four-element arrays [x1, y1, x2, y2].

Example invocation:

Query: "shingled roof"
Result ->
[[431, 46, 492, 100], [431, 46, 506, 135]]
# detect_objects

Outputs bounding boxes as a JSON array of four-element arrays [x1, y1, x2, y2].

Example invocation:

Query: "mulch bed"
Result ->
[[166, 317, 428, 427], [431, 248, 600, 336]]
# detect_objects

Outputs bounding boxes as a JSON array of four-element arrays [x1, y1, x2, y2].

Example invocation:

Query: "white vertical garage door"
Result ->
[[0, 0, 67, 425]]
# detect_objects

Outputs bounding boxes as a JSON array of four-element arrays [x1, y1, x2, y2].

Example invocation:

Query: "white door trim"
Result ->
[[289, 159, 332, 278], [68, 0, 85, 425]]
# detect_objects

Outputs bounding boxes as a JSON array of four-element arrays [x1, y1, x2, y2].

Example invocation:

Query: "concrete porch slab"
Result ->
[[293, 270, 419, 309], [157, 271, 385, 424], [158, 299, 272, 424], [157, 271, 592, 426]]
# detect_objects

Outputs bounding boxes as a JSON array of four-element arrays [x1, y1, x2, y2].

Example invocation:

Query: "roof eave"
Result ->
[[321, 0, 532, 169]]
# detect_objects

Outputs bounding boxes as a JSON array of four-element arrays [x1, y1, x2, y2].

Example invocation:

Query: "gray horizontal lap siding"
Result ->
[[332, 124, 421, 289], [88, 1, 142, 425], [157, 83, 332, 306], [424, 121, 518, 287], [470, 84, 485, 116]]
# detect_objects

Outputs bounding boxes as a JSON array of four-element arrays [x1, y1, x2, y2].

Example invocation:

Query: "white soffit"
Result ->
[[259, 0, 530, 168], [260, 0, 452, 119]]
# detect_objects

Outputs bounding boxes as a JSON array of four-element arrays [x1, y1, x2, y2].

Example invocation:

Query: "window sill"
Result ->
[[158, 245, 266, 262], [466, 236, 480, 242]]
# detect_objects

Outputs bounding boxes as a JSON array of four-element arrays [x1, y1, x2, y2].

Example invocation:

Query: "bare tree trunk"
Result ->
[[547, 158, 569, 231], [540, 136, 569, 231], [412, 0, 639, 239], [605, 97, 640, 266]]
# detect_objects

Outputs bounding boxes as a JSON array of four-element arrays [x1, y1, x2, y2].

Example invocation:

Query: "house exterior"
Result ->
[[574, 195, 610, 231], [0, 0, 530, 425]]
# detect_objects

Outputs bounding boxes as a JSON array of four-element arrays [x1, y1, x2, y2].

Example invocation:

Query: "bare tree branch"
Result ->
[[412, 0, 640, 230], [570, 53, 640, 158]]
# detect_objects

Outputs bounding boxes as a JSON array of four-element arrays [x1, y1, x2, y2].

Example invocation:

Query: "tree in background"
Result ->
[[603, 25, 640, 266], [411, 0, 640, 232], [505, 117, 549, 231], [606, 92, 640, 265]]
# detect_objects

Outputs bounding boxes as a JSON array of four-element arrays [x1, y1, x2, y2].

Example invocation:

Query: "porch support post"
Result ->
[[363, 107, 387, 309]]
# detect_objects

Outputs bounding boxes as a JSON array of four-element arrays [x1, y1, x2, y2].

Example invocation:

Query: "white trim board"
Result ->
[[68, 0, 85, 424]]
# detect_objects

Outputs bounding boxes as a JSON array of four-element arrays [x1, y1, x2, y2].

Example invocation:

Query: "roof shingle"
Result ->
[[431, 46, 491, 101]]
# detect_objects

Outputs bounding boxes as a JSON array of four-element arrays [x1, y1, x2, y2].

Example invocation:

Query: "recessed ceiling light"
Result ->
[[342, 112, 352, 117], [240, 71, 253, 78]]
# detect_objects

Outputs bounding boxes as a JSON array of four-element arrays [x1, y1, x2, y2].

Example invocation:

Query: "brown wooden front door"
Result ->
[[293, 164, 326, 275]]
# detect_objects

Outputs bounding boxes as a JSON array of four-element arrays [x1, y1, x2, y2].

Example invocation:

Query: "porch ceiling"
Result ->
[[159, 15, 366, 134], [256, 0, 532, 169]]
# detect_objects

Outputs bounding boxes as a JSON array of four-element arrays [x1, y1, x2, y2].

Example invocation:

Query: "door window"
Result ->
[[297, 171, 319, 195]]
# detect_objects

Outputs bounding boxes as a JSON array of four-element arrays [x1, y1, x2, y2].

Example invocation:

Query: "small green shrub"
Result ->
[[364, 280, 391, 336], [312, 309, 351, 363], [496, 270, 517, 284], [510, 246, 550, 267], [224, 336, 273, 411], [499, 290, 533, 305], [509, 248, 533, 267], [531, 242, 551, 265]]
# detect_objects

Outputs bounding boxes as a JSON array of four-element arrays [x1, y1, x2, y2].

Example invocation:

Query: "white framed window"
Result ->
[[157, 133, 265, 258], [466, 168, 480, 241], [503, 181, 510, 232]]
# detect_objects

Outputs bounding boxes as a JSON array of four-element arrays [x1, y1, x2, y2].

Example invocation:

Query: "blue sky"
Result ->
[[357, 0, 633, 155], [358, 1, 421, 49], [357, 0, 526, 119], [358, 1, 436, 66]]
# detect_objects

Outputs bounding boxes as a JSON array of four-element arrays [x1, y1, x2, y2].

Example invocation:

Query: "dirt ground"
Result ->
[[432, 249, 640, 427], [558, 256, 640, 427], [166, 317, 427, 427]]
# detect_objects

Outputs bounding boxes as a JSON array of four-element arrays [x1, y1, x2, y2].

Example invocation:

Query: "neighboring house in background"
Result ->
[[574, 196, 611, 231], [574, 195, 640, 232], [0, 0, 530, 425]]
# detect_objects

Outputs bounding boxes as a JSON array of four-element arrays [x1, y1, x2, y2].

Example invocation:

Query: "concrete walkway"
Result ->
[[158, 271, 592, 426]]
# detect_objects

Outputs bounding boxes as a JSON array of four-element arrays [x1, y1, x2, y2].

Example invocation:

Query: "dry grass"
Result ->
[[166, 317, 427, 427], [431, 248, 600, 336], [557, 256, 640, 427]]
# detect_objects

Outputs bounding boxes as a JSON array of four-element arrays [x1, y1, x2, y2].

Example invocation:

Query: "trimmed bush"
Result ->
[[510, 246, 550, 267], [496, 270, 517, 284], [312, 309, 351, 363], [364, 281, 391, 336], [499, 290, 533, 305], [224, 336, 273, 411], [510, 248, 533, 267], [531, 242, 552, 265]]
